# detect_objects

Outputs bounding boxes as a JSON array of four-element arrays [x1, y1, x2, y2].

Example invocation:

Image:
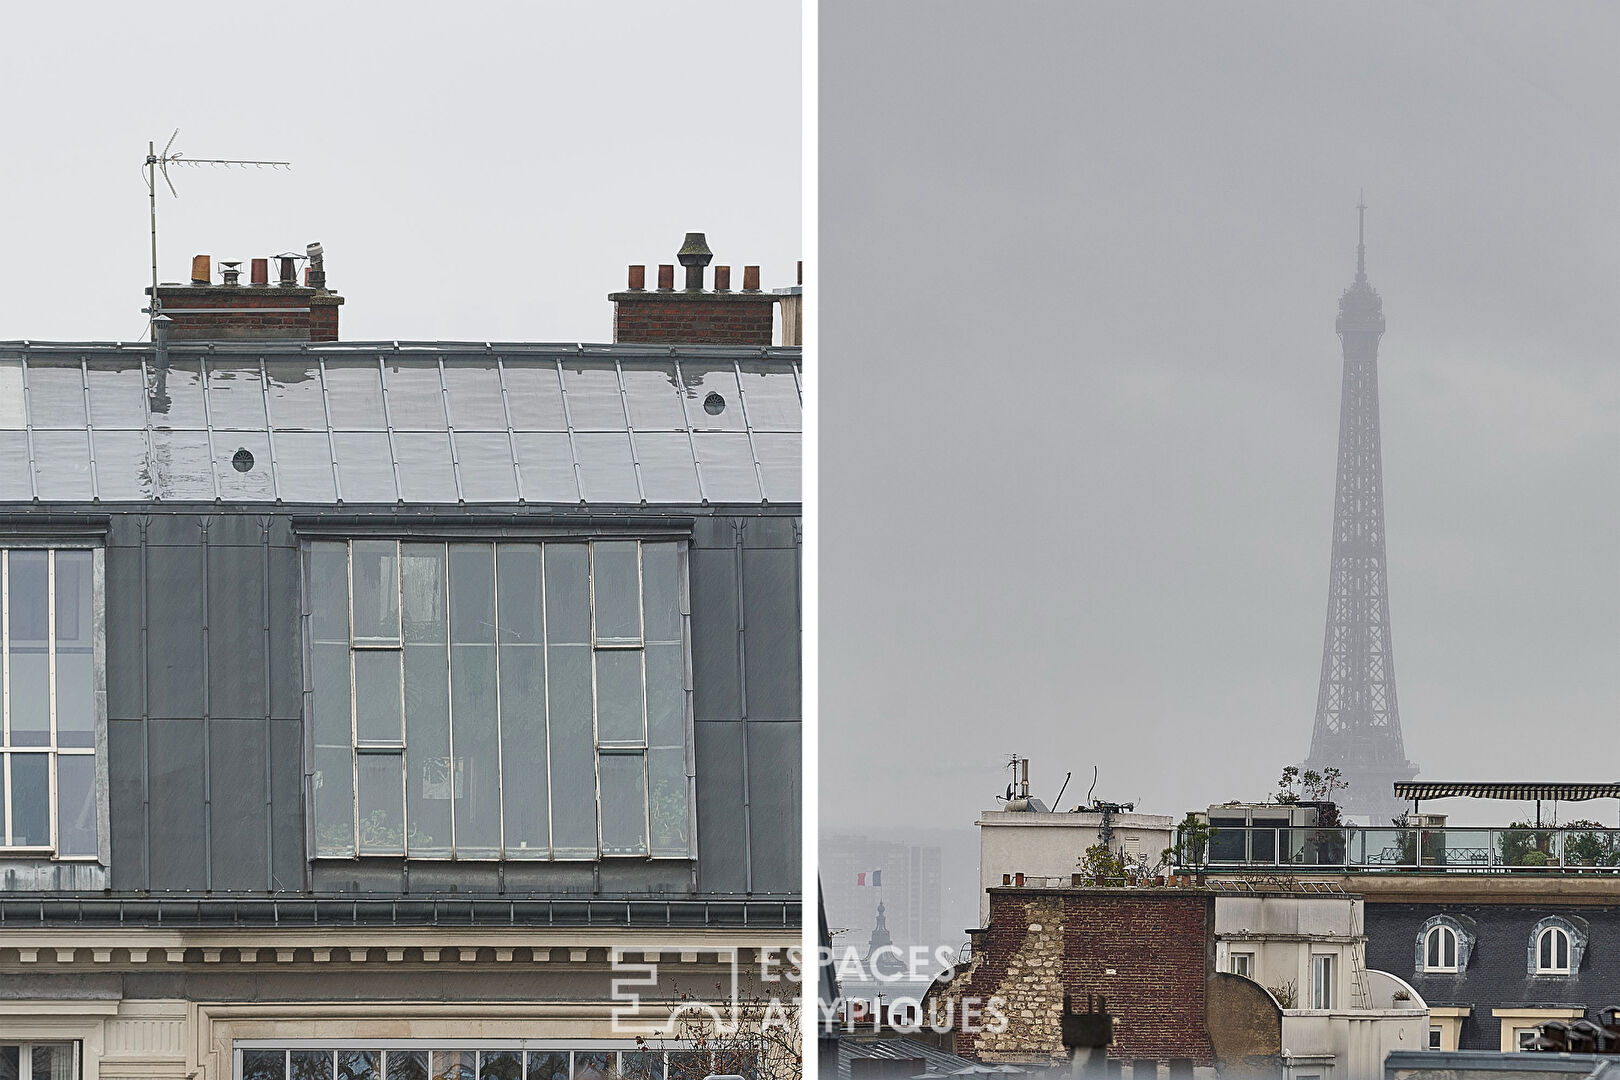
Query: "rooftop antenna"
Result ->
[[143, 129, 292, 338]]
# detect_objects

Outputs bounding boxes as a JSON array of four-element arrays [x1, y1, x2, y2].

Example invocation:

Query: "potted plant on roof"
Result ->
[[1563, 821, 1615, 869], [1499, 820, 1555, 868], [1079, 841, 1129, 887]]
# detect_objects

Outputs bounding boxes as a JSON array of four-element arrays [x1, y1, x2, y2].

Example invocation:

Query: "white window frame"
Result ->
[[1535, 926, 1571, 975], [1310, 953, 1334, 1010], [0, 1041, 82, 1080], [1516, 1028, 1540, 1051], [0, 543, 107, 862], [1230, 951, 1254, 979], [1428, 1027, 1442, 1050], [1423, 925, 1458, 973]]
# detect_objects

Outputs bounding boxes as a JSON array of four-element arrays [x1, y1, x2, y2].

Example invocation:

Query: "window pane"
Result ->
[[512, 432, 579, 503], [27, 360, 88, 426], [387, 1053, 428, 1080], [52, 550, 94, 748], [291, 1052, 334, 1080], [265, 362, 328, 430], [574, 432, 639, 502], [548, 644, 597, 857], [456, 432, 520, 502], [9, 753, 49, 846], [443, 363, 509, 429], [243, 1051, 287, 1080], [31, 1045, 77, 1080], [649, 746, 690, 856], [7, 551, 50, 746], [332, 432, 398, 502], [681, 363, 745, 431], [1540, 931, 1552, 969], [1557, 931, 1568, 969], [0, 1044, 12, 1080], [323, 361, 386, 429], [274, 431, 338, 502], [562, 364, 628, 429], [711, 1050, 757, 1080], [384, 363, 448, 429], [524, 1053, 568, 1080], [432, 1052, 475, 1080], [572, 1053, 613, 1080], [150, 358, 207, 429], [478, 1052, 522, 1080], [1426, 930, 1439, 969], [592, 541, 641, 643], [752, 432, 800, 503], [215, 431, 275, 501], [32, 430, 95, 500], [635, 432, 702, 503], [668, 1052, 710, 1080], [600, 753, 648, 855], [147, 430, 215, 500], [737, 362, 802, 430], [544, 545, 591, 644], [595, 651, 646, 746], [403, 545, 450, 856], [619, 1051, 662, 1080], [355, 651, 404, 743], [205, 364, 269, 428], [502, 363, 568, 430], [642, 544, 682, 642], [450, 544, 500, 856], [93, 429, 154, 501], [498, 546, 548, 856], [57, 753, 98, 856], [86, 362, 148, 428], [394, 432, 459, 502], [621, 365, 688, 430], [357, 753, 406, 854], [351, 539, 401, 644], [0, 433, 28, 500], [309, 542, 351, 643], [645, 644, 685, 749], [314, 745, 354, 857], [694, 432, 761, 503], [337, 1051, 378, 1080], [1444, 929, 1455, 968]]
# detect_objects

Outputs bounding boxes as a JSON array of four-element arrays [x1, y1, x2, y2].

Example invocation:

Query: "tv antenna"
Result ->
[[143, 129, 291, 337]]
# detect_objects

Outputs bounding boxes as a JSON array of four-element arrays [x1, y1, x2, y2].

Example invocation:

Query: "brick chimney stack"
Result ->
[[149, 242, 344, 341], [611, 232, 776, 345]]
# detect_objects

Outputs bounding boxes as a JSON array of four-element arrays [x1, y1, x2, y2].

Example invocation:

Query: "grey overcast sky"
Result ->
[[821, 2, 1620, 832], [0, 2, 800, 343]]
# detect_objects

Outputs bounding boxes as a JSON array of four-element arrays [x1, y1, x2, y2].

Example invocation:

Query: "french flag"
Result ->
[[856, 870, 882, 886]]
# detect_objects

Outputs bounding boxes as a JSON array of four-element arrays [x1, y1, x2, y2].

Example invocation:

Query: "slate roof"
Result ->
[[0, 342, 800, 506]]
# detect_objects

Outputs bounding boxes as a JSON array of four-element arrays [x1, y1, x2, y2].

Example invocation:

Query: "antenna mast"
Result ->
[[143, 129, 291, 338]]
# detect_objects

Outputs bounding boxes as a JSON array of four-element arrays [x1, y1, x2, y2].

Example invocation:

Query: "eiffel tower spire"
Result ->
[[1303, 202, 1419, 822]]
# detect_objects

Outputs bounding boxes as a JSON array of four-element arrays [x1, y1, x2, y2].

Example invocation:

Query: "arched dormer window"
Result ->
[[1528, 915, 1588, 976], [1414, 914, 1474, 974]]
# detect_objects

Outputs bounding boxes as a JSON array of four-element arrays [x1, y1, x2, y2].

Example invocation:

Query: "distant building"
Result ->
[[977, 806, 1175, 925], [1187, 782, 1620, 1055], [822, 833, 945, 954]]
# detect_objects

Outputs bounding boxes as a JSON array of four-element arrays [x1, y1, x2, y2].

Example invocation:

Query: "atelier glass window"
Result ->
[[1536, 927, 1571, 974], [0, 1043, 80, 1080], [1424, 925, 1458, 972], [0, 548, 100, 857], [307, 539, 693, 860]]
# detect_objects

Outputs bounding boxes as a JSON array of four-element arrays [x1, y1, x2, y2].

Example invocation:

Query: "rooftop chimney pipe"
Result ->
[[191, 255, 211, 285], [278, 256, 297, 287], [677, 232, 713, 291], [250, 258, 269, 286]]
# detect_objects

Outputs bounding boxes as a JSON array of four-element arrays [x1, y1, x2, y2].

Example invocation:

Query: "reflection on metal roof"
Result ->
[[0, 342, 801, 506]]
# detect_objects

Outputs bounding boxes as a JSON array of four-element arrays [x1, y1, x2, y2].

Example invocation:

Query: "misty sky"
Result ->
[[821, 2, 1620, 833], [0, 2, 800, 343]]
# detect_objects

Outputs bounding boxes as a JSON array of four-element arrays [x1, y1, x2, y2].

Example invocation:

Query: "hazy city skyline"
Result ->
[[822, 1, 1620, 833]]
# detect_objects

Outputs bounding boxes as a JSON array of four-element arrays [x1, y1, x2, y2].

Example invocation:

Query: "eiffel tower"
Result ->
[[1302, 201, 1419, 823]]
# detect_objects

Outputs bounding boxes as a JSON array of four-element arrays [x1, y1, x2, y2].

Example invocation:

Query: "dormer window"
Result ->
[[1537, 926, 1570, 974], [1528, 916, 1587, 976], [1415, 914, 1474, 974], [1425, 925, 1458, 972]]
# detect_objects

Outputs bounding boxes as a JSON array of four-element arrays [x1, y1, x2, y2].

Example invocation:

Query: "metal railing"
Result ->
[[1174, 825, 1620, 872]]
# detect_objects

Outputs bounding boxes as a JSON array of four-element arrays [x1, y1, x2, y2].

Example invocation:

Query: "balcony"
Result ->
[[1174, 825, 1620, 872]]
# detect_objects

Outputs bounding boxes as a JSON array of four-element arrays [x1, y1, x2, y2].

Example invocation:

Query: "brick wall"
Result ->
[[932, 887, 1217, 1067], [609, 291, 775, 345], [153, 286, 343, 341]]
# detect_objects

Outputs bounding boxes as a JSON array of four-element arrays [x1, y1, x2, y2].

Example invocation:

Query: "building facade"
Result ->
[[0, 243, 802, 1080]]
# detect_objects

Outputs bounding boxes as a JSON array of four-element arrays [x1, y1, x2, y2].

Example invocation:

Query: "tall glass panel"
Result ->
[[354, 651, 404, 744], [31, 1045, 78, 1080], [56, 753, 97, 856], [356, 752, 406, 854], [54, 550, 96, 748], [449, 544, 500, 855], [351, 540, 401, 644], [599, 752, 649, 856], [619, 1051, 663, 1080], [290, 1052, 335, 1080], [497, 545, 548, 856], [7, 551, 50, 746], [309, 542, 355, 856], [591, 541, 642, 644], [477, 1052, 522, 1080], [387, 1053, 429, 1080], [0, 1045, 16, 1080], [242, 1051, 287, 1080], [644, 543, 689, 856], [336, 1051, 378, 1080], [523, 1054, 568, 1080], [403, 544, 451, 856], [594, 650, 646, 746], [9, 751, 49, 846], [546, 544, 597, 857], [572, 1053, 613, 1080], [431, 1052, 475, 1080]]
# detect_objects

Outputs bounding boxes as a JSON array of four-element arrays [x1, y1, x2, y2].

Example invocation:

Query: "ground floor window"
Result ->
[[0, 1043, 79, 1080], [237, 1046, 755, 1080]]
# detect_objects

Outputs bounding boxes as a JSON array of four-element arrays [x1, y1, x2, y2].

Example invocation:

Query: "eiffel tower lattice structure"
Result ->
[[1301, 201, 1419, 823]]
